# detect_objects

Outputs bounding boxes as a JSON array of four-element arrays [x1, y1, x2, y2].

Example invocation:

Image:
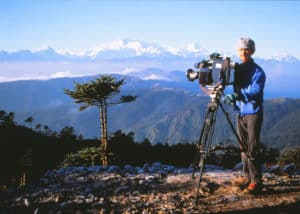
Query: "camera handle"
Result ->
[[192, 85, 244, 205]]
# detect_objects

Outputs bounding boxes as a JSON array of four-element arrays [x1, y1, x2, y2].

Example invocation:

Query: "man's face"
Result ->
[[238, 48, 253, 63]]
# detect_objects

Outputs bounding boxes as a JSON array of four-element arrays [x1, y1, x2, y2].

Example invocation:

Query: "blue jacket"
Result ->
[[233, 58, 266, 115]]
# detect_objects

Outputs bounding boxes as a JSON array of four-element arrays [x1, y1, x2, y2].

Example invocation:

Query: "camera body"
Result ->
[[187, 53, 237, 86]]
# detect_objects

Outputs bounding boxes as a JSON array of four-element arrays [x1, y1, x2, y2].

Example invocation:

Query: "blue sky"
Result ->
[[1, 0, 300, 58]]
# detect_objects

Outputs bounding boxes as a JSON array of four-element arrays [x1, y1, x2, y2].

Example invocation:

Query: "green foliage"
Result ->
[[261, 144, 280, 165], [60, 153, 80, 167], [279, 147, 300, 167], [108, 130, 198, 167], [0, 110, 96, 187], [24, 116, 33, 125], [59, 126, 78, 143], [0, 110, 16, 127], [64, 75, 137, 110], [64, 75, 136, 166], [262, 98, 300, 150], [60, 147, 102, 167], [10, 88, 300, 150], [0, 104, 300, 188]]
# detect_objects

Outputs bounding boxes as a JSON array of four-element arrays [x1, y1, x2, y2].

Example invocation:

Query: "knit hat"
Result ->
[[237, 37, 255, 53]]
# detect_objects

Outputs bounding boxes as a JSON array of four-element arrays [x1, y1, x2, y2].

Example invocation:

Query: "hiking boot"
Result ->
[[243, 182, 263, 194]]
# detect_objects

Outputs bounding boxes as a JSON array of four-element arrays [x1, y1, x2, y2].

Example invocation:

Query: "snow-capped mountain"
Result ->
[[0, 39, 299, 98], [88, 39, 176, 59], [0, 47, 84, 61], [1, 39, 298, 63], [0, 39, 208, 61], [269, 54, 299, 63]]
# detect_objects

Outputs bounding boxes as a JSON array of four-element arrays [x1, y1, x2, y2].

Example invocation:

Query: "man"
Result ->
[[223, 37, 266, 194]]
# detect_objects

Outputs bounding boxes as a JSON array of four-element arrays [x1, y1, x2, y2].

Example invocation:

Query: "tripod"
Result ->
[[193, 84, 245, 204]]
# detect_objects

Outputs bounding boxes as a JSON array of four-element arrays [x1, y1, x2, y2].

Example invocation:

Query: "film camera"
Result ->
[[186, 53, 237, 86], [187, 54, 242, 203]]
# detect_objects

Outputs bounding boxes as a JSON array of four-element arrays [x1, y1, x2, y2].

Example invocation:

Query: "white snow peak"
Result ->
[[88, 39, 162, 58]]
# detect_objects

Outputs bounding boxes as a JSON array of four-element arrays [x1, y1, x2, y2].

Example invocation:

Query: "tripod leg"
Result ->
[[195, 154, 205, 204], [219, 103, 246, 150], [192, 86, 223, 204], [194, 105, 219, 204], [191, 105, 212, 179]]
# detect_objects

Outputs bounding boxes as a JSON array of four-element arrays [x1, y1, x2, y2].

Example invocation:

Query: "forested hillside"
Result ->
[[262, 98, 300, 149], [9, 89, 299, 150], [0, 77, 299, 150]]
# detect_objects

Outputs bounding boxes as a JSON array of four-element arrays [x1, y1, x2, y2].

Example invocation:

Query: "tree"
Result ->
[[24, 116, 34, 128], [59, 126, 77, 142], [64, 75, 136, 166], [0, 110, 16, 127], [35, 123, 42, 132]]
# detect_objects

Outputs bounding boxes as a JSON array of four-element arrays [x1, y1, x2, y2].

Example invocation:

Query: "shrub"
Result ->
[[60, 147, 102, 167], [279, 147, 300, 167], [260, 144, 280, 165]]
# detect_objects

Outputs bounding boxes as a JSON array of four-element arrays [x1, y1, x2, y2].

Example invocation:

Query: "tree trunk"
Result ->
[[100, 100, 108, 166], [103, 100, 108, 166]]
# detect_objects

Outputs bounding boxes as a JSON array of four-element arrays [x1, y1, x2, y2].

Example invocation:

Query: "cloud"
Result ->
[[121, 67, 137, 74], [141, 74, 168, 80], [185, 42, 202, 52], [50, 71, 74, 79]]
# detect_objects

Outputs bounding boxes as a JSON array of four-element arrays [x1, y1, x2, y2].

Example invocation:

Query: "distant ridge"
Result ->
[[1, 39, 299, 62], [0, 76, 299, 149]]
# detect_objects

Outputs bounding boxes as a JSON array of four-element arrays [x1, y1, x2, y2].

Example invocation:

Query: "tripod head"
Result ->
[[206, 83, 225, 110]]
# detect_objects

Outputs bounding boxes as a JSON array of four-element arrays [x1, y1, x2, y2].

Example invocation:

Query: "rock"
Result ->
[[136, 167, 144, 174], [143, 163, 150, 172], [2, 163, 300, 213], [59, 201, 66, 208], [233, 162, 243, 171], [205, 164, 225, 171], [124, 164, 138, 174], [107, 165, 120, 173], [267, 164, 281, 174], [282, 163, 296, 175], [87, 165, 104, 172], [113, 185, 130, 194], [15, 196, 23, 203], [85, 198, 93, 204], [222, 194, 240, 202], [24, 198, 30, 207]]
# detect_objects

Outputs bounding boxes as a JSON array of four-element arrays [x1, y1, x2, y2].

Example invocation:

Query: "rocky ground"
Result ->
[[1, 163, 300, 213]]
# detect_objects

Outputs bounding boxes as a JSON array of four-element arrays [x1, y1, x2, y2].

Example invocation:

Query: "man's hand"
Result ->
[[223, 93, 239, 105]]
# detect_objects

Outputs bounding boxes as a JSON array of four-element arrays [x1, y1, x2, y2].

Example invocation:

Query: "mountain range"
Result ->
[[0, 74, 299, 150], [2, 39, 299, 62], [0, 39, 299, 149], [0, 39, 207, 61], [1, 39, 299, 98]]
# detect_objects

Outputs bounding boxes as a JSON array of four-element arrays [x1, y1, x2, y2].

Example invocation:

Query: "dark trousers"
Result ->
[[237, 111, 263, 184]]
